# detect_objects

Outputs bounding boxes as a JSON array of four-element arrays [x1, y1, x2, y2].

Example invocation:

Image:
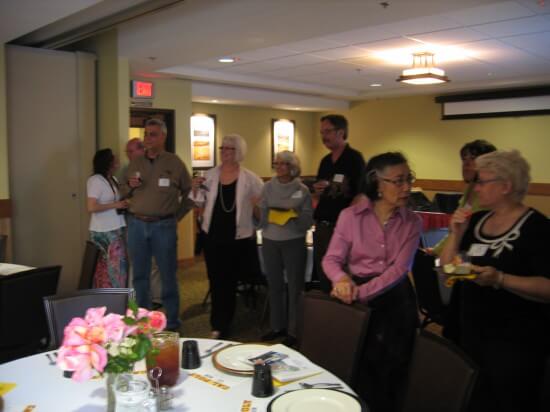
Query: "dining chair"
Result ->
[[0, 234, 7, 262], [411, 248, 447, 328], [401, 330, 478, 412], [0, 265, 61, 363], [43, 288, 135, 348], [78, 240, 100, 289], [296, 290, 370, 390]]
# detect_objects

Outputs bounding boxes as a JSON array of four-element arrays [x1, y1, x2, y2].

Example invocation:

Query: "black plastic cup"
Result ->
[[251, 363, 274, 398], [181, 340, 201, 369]]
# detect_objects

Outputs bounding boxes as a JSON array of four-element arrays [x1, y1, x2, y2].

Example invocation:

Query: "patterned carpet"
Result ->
[[177, 258, 270, 342]]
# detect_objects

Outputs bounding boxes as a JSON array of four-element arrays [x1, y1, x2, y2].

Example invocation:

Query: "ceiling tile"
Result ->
[[376, 14, 461, 36], [235, 46, 297, 62], [443, 1, 534, 26], [466, 38, 549, 64], [500, 31, 550, 57], [268, 54, 327, 67], [282, 38, 344, 53], [473, 15, 550, 37], [219, 61, 286, 74], [322, 26, 397, 45], [310, 46, 370, 60], [411, 27, 490, 45]]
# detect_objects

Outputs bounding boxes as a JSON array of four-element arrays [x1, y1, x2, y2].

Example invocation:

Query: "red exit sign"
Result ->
[[131, 80, 154, 98]]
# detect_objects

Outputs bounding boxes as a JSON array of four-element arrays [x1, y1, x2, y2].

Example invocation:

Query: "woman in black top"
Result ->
[[441, 150, 550, 412]]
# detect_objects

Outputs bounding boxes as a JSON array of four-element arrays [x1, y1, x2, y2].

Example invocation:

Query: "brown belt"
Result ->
[[132, 214, 174, 222]]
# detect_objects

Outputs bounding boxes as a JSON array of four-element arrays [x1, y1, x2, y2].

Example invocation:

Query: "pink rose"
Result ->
[[148, 311, 167, 331]]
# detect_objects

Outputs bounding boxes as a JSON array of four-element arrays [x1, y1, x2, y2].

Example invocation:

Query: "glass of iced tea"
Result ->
[[146, 331, 180, 387]]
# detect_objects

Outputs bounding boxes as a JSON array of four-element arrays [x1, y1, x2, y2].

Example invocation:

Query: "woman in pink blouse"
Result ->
[[323, 152, 421, 412]]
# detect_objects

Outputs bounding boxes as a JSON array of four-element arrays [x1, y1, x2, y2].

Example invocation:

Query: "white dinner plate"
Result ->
[[267, 389, 366, 412], [212, 343, 268, 375]]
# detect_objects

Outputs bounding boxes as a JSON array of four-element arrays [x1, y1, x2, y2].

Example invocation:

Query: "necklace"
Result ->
[[219, 181, 236, 213]]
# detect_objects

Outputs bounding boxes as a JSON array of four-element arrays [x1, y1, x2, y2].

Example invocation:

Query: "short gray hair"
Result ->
[[222, 134, 247, 162], [275, 150, 301, 177], [145, 118, 167, 135], [476, 150, 530, 202]]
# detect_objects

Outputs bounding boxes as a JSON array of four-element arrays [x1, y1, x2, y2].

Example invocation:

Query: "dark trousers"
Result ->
[[313, 222, 334, 293], [358, 277, 419, 412], [203, 235, 258, 334]]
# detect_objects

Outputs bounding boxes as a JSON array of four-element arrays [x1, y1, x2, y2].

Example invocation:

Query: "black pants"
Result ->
[[313, 221, 334, 293], [357, 277, 419, 412], [203, 235, 258, 334]]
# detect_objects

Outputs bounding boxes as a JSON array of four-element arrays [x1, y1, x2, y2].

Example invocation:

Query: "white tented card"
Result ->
[[291, 190, 303, 199], [158, 178, 170, 187], [468, 243, 489, 257], [333, 174, 344, 183]]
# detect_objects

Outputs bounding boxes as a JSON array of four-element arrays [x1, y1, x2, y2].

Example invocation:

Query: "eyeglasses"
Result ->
[[272, 161, 289, 167], [378, 172, 416, 187], [320, 127, 338, 136], [219, 146, 236, 151], [474, 177, 502, 186]]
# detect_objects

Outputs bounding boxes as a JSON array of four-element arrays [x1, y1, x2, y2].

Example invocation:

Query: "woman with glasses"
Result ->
[[86, 148, 129, 288], [256, 151, 313, 346], [323, 152, 421, 412], [440, 150, 550, 412], [190, 134, 263, 339]]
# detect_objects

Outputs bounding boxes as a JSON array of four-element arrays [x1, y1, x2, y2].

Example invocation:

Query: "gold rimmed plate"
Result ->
[[212, 343, 269, 376], [267, 389, 367, 412]]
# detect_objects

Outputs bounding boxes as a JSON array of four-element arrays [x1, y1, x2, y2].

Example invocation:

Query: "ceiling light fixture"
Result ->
[[397, 52, 449, 85], [370, 83, 382, 87], [218, 57, 235, 63]]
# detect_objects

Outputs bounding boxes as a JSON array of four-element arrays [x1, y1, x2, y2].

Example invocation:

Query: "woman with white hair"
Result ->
[[441, 150, 550, 412], [257, 151, 313, 346], [190, 134, 263, 339]]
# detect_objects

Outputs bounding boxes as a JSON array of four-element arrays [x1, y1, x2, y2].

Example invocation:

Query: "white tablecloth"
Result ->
[[0, 338, 353, 411]]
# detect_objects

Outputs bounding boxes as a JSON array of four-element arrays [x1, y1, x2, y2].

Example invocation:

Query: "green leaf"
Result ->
[[128, 299, 138, 316]]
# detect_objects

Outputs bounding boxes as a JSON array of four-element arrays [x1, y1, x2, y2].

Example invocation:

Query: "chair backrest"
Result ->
[[0, 234, 7, 262], [433, 193, 462, 214], [78, 241, 100, 289], [0, 266, 61, 350], [297, 290, 370, 389], [411, 249, 445, 326], [43, 288, 135, 348], [401, 330, 478, 412]]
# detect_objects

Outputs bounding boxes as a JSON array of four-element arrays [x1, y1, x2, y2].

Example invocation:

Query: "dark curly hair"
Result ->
[[93, 148, 115, 180], [460, 139, 496, 159]]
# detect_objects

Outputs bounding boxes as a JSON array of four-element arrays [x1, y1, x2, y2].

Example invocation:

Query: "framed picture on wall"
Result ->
[[190, 114, 216, 169], [271, 119, 295, 162]]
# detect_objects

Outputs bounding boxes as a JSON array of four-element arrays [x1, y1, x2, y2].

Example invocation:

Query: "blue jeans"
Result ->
[[127, 216, 180, 329]]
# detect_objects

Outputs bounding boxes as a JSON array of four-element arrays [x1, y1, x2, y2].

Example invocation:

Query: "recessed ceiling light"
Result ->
[[212, 99, 219, 103], [218, 57, 235, 63], [370, 83, 382, 87], [294, 107, 301, 110]]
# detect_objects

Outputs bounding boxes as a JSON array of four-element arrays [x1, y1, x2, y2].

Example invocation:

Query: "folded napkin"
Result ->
[[268, 208, 298, 226]]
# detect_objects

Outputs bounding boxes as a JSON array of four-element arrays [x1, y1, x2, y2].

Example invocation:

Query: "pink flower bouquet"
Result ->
[[57, 300, 167, 381]]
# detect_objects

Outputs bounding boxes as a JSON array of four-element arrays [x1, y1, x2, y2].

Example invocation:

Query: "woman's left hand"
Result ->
[[472, 264, 503, 288], [330, 277, 358, 304]]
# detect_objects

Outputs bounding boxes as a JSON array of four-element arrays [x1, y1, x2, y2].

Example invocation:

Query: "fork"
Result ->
[[299, 382, 343, 389], [200, 342, 226, 358]]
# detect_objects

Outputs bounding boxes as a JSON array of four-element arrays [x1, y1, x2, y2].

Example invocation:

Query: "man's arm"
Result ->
[[176, 162, 193, 221]]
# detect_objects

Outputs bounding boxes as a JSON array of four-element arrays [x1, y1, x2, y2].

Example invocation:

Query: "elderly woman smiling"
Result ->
[[440, 150, 550, 412], [190, 134, 263, 339], [256, 151, 313, 346], [323, 152, 421, 412]]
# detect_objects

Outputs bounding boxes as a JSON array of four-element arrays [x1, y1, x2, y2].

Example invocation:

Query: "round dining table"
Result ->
[[0, 338, 358, 411]]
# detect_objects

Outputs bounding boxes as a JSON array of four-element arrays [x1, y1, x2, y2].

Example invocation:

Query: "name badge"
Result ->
[[467, 243, 489, 257], [158, 178, 170, 187], [291, 190, 303, 199], [333, 174, 344, 183]]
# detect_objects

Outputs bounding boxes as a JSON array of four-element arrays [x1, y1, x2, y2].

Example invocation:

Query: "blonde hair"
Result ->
[[476, 150, 530, 202]]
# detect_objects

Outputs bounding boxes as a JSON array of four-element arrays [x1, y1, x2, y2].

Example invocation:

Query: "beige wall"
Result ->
[[144, 78, 194, 261], [0, 44, 9, 199], [315, 95, 550, 213], [192, 103, 319, 177]]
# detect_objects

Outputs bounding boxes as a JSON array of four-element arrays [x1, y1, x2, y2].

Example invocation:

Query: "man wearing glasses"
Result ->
[[124, 118, 192, 333], [312, 114, 365, 292]]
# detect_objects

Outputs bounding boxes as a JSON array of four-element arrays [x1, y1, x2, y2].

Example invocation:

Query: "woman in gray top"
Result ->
[[257, 151, 313, 346]]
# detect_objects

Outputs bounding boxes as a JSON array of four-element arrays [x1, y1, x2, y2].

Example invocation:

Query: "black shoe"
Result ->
[[282, 336, 297, 348], [261, 329, 287, 341], [151, 301, 163, 310]]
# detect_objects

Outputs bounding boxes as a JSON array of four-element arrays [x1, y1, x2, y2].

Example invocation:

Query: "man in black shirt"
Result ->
[[313, 114, 365, 292]]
